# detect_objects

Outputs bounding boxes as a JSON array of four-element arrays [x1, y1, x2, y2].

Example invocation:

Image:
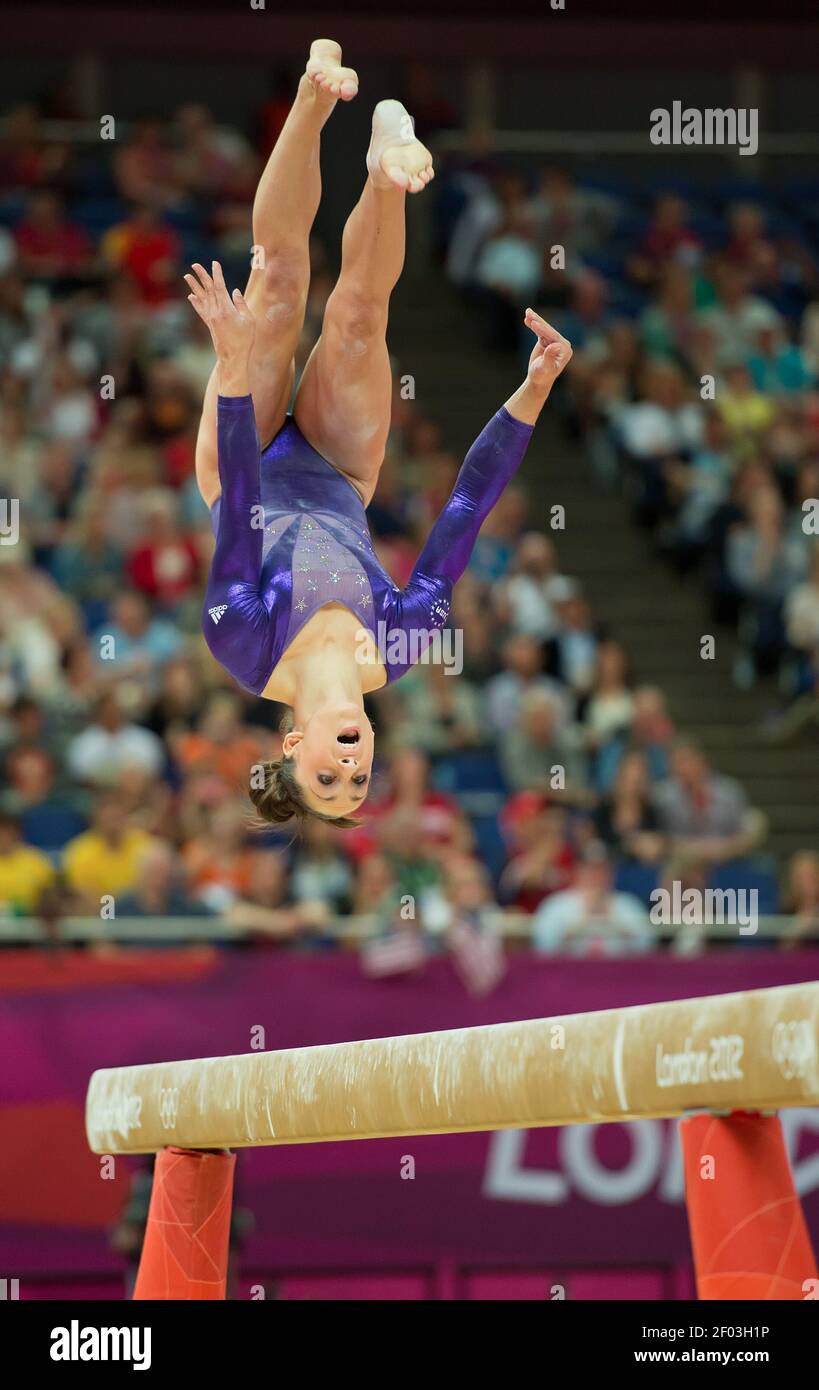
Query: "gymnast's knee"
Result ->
[[250, 246, 309, 325], [325, 286, 387, 355]]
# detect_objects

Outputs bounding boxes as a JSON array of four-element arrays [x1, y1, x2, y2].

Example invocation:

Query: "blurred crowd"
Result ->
[[443, 160, 819, 698], [1, 100, 818, 961]]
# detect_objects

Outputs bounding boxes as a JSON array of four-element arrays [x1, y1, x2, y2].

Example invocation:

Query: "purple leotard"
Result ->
[[203, 394, 534, 695]]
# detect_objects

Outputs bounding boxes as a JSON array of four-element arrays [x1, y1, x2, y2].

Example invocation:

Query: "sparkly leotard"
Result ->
[[203, 394, 534, 695]]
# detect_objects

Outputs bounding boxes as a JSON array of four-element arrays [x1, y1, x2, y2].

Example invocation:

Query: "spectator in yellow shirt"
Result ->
[[717, 363, 775, 455], [62, 793, 152, 911], [0, 812, 56, 915]]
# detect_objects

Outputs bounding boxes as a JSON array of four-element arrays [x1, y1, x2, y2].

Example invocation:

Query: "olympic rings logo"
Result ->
[[158, 1087, 180, 1129], [771, 1020, 816, 1081]]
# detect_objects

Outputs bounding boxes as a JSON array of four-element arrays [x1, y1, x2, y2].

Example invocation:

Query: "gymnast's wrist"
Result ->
[[504, 379, 548, 425], [217, 356, 252, 397]]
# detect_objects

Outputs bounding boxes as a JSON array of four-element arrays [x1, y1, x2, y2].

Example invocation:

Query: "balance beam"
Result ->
[[85, 981, 819, 1155]]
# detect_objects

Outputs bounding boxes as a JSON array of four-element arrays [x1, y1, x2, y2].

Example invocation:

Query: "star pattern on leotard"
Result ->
[[359, 593, 371, 608], [295, 598, 306, 612]]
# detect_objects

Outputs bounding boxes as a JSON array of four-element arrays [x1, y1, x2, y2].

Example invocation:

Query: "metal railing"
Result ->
[[0, 912, 816, 946]]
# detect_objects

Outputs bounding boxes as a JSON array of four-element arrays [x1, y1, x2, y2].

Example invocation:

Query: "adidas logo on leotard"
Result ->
[[208, 604, 228, 624]]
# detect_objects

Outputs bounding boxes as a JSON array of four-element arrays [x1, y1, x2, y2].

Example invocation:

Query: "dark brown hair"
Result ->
[[248, 755, 360, 830]]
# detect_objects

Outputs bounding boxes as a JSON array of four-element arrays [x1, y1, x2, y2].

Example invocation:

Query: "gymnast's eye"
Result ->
[[317, 773, 335, 787], [352, 775, 368, 787]]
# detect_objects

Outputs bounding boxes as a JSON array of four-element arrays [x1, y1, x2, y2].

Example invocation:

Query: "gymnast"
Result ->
[[188, 39, 572, 828]]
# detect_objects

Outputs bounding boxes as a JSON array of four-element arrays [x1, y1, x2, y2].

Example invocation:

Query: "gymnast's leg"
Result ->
[[293, 101, 433, 506], [194, 39, 358, 507]]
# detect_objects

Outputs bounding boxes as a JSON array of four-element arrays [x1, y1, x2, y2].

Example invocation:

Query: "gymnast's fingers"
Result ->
[[211, 260, 230, 302], [186, 293, 208, 323], [524, 307, 562, 345], [190, 262, 213, 294], [183, 273, 204, 302], [232, 287, 254, 319]]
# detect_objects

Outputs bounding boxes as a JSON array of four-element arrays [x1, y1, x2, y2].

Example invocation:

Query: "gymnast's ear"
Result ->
[[282, 730, 303, 757]]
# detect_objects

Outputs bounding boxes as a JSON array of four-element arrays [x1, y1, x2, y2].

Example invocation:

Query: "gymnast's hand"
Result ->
[[523, 308, 573, 398], [184, 261, 256, 373]]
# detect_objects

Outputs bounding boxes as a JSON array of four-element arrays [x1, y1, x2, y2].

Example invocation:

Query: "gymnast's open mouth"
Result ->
[[337, 728, 360, 745]]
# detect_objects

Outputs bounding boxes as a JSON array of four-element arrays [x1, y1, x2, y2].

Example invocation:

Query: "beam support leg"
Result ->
[[681, 1112, 818, 1300], [133, 1147, 235, 1300]]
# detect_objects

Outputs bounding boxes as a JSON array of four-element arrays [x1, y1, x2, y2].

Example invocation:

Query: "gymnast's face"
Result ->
[[283, 705, 374, 817]]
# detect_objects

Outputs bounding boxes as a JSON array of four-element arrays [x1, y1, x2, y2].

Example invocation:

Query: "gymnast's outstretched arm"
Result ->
[[408, 311, 574, 596], [188, 261, 281, 693]]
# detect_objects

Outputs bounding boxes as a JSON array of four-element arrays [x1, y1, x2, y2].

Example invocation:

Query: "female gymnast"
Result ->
[[188, 39, 572, 828]]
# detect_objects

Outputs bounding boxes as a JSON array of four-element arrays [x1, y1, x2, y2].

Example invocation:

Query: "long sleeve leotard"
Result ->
[[203, 394, 534, 695]]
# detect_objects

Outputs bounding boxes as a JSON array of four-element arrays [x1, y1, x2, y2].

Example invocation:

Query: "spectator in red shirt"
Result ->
[[102, 204, 180, 306], [499, 792, 576, 912], [348, 747, 467, 861], [14, 189, 92, 284], [629, 194, 702, 288], [127, 491, 199, 608]]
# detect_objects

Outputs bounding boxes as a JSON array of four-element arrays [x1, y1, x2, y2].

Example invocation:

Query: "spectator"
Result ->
[[182, 802, 261, 912], [747, 322, 813, 396], [653, 741, 763, 866], [126, 490, 199, 610], [117, 839, 211, 919], [0, 810, 55, 914], [726, 486, 806, 679], [62, 793, 152, 907], [113, 118, 180, 208], [696, 262, 781, 361], [532, 844, 652, 955], [395, 663, 484, 756], [13, 189, 93, 286], [5, 745, 87, 853], [628, 193, 702, 287], [227, 851, 330, 941], [474, 207, 543, 349], [50, 504, 123, 628], [499, 688, 588, 802], [91, 590, 182, 690], [551, 591, 600, 696], [486, 633, 569, 739], [594, 750, 665, 865], [102, 203, 180, 306], [780, 850, 819, 947], [498, 532, 575, 641], [67, 692, 164, 786], [499, 793, 576, 911], [291, 818, 353, 915], [580, 640, 634, 750]]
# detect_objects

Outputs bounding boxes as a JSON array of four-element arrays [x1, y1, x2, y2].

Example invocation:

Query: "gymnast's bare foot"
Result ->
[[366, 99, 434, 193], [305, 38, 359, 102]]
